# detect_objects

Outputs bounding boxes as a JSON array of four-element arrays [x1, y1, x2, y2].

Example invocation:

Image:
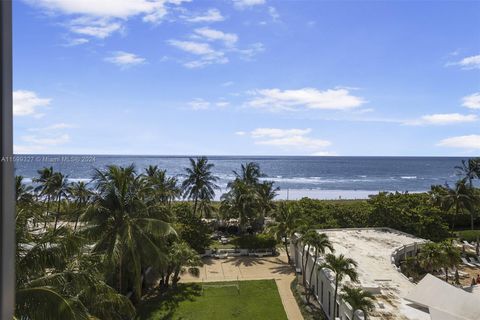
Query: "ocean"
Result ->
[[13, 155, 473, 200]]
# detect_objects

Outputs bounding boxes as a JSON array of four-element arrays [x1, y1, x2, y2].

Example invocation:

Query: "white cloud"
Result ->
[[462, 92, 480, 110], [13, 90, 51, 116], [437, 135, 480, 149], [251, 128, 312, 139], [247, 88, 366, 111], [193, 27, 238, 47], [453, 54, 480, 70], [233, 0, 266, 9], [105, 51, 146, 67], [22, 133, 70, 146], [69, 17, 122, 38], [29, 0, 189, 20], [268, 6, 280, 22], [235, 131, 246, 136], [241, 128, 332, 154], [216, 101, 230, 107], [237, 42, 265, 60], [188, 98, 210, 110], [64, 37, 89, 46], [222, 81, 234, 87], [27, 0, 189, 38], [167, 40, 228, 68], [184, 8, 224, 23], [15, 132, 71, 154], [311, 151, 337, 156], [404, 113, 478, 126], [28, 123, 75, 132]]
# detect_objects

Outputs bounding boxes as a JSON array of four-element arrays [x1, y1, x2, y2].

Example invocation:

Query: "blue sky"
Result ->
[[12, 0, 480, 156]]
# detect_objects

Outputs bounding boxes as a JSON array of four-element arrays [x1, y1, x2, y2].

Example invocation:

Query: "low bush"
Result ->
[[233, 234, 276, 249]]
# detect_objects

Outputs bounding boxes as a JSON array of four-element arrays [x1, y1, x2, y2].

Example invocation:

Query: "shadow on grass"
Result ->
[[136, 284, 202, 320]]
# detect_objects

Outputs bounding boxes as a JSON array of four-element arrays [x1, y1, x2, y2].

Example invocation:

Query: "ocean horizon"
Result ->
[[13, 155, 476, 200]]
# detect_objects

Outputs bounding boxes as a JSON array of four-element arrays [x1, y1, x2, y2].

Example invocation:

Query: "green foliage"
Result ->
[[456, 229, 480, 242], [174, 202, 212, 253], [233, 234, 277, 249]]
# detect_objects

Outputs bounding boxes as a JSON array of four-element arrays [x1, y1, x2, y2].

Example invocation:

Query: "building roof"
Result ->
[[405, 274, 480, 320], [315, 228, 430, 320]]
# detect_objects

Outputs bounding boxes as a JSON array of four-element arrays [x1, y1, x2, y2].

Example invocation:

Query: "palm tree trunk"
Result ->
[[43, 196, 50, 229], [74, 200, 82, 231], [445, 267, 449, 282], [307, 253, 318, 302], [118, 256, 123, 294], [53, 196, 61, 231], [333, 276, 339, 319], [193, 196, 198, 216], [302, 244, 311, 289], [284, 238, 291, 264]]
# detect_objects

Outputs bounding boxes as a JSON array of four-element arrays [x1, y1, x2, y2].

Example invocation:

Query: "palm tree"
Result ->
[[16, 175, 33, 205], [320, 254, 359, 319], [341, 286, 376, 320], [220, 178, 259, 232], [168, 241, 202, 288], [418, 242, 444, 274], [143, 165, 180, 205], [82, 165, 175, 300], [68, 181, 92, 231], [233, 162, 264, 185], [33, 166, 55, 227], [431, 180, 475, 230], [256, 181, 279, 229], [269, 203, 298, 264], [300, 229, 318, 289], [50, 172, 69, 231], [455, 158, 480, 187], [307, 233, 334, 301], [439, 241, 461, 282], [15, 209, 134, 320], [181, 157, 219, 216]]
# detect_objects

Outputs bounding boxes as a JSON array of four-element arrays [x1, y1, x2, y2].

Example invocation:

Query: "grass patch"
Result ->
[[456, 230, 480, 242], [136, 280, 288, 320]]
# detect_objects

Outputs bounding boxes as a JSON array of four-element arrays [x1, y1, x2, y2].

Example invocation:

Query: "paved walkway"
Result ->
[[180, 250, 304, 320]]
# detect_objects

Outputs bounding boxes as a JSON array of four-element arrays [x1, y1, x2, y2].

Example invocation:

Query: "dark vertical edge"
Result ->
[[0, 1, 15, 319]]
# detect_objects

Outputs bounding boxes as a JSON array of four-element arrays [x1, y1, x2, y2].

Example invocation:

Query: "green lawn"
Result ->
[[136, 280, 288, 320]]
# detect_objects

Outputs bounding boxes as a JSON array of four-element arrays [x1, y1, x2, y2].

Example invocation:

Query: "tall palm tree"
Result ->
[[269, 203, 298, 264], [431, 180, 475, 230], [307, 233, 334, 301], [82, 165, 175, 300], [33, 166, 55, 227], [220, 179, 258, 232], [455, 158, 480, 187], [143, 165, 180, 205], [341, 286, 376, 320], [256, 181, 279, 228], [51, 172, 69, 231], [233, 162, 264, 185], [181, 157, 219, 216], [300, 229, 318, 289], [68, 181, 93, 231], [320, 254, 359, 319]]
